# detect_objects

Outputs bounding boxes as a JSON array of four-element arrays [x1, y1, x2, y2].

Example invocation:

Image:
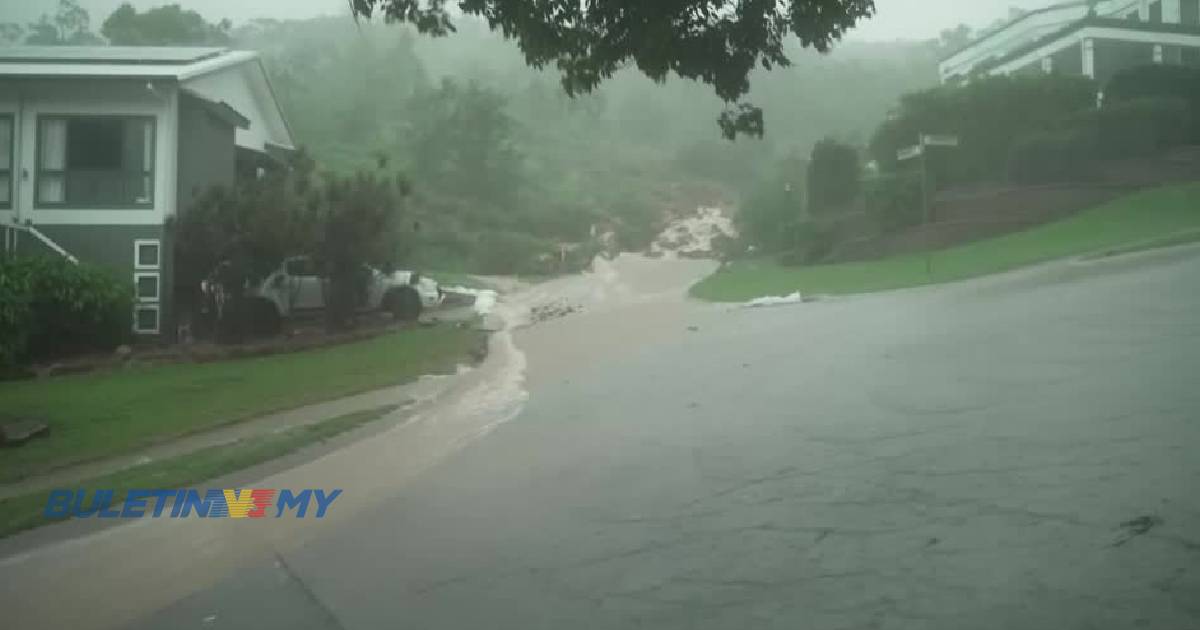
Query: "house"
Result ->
[[940, 0, 1200, 85], [0, 46, 294, 338]]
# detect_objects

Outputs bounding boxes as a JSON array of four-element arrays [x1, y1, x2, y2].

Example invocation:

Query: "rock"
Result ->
[[0, 419, 50, 447]]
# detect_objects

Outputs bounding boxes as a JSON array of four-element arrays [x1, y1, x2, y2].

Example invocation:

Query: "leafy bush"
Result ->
[[1105, 65, 1200, 142], [736, 155, 807, 253], [1008, 128, 1096, 184], [870, 74, 1097, 185], [1087, 97, 1189, 159], [865, 172, 924, 233], [0, 256, 132, 370], [807, 138, 860, 215], [778, 221, 837, 267]]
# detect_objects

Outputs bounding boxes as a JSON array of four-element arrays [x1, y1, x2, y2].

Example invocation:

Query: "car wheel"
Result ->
[[248, 297, 282, 336], [385, 287, 423, 322]]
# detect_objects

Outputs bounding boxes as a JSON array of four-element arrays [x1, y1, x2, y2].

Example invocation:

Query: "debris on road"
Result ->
[[0, 418, 50, 447], [1112, 515, 1164, 547], [530, 301, 581, 324]]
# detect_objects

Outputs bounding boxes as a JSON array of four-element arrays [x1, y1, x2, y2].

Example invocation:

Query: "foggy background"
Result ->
[[0, 0, 1048, 42]]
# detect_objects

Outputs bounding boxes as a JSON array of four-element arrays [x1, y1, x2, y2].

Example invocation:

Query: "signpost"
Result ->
[[897, 134, 960, 277]]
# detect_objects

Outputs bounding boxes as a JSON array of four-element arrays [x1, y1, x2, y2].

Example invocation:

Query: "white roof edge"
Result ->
[[0, 49, 260, 80], [177, 50, 259, 81]]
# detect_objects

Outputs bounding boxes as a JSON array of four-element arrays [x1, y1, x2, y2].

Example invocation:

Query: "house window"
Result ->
[[0, 115, 12, 209], [135, 239, 160, 269], [1150, 0, 1163, 23], [36, 116, 154, 208], [134, 273, 160, 303], [132, 239, 162, 334], [133, 305, 160, 335]]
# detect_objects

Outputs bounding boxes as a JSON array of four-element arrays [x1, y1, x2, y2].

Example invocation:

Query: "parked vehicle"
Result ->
[[201, 257, 443, 334]]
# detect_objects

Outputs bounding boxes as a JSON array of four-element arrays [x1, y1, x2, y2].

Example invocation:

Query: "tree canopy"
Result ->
[[21, 0, 104, 46], [101, 3, 232, 46], [348, 0, 876, 138]]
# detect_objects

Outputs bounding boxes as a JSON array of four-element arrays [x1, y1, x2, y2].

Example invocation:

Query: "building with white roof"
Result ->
[[0, 46, 295, 337], [940, 0, 1200, 85]]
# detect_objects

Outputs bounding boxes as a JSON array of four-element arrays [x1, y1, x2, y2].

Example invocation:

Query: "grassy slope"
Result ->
[[0, 405, 397, 539], [0, 325, 484, 483], [692, 182, 1200, 302]]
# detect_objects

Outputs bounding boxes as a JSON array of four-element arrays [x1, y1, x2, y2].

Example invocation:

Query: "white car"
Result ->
[[206, 256, 443, 324]]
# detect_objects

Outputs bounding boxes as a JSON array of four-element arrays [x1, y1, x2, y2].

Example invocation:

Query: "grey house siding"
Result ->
[[1094, 39, 1156, 84], [1051, 42, 1084, 75], [15, 223, 172, 336], [176, 94, 236, 217]]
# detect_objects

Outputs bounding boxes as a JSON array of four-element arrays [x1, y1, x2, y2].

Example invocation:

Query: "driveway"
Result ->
[[5, 248, 1200, 630]]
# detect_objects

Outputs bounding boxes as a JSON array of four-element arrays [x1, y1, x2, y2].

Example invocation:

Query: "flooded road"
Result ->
[[4, 245, 1200, 630]]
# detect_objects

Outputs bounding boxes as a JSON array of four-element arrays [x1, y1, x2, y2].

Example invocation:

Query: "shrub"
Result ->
[[870, 73, 1097, 185], [1088, 97, 1189, 159], [0, 256, 133, 369], [778, 221, 837, 267], [1105, 64, 1200, 142], [865, 172, 924, 233], [807, 138, 861, 215], [1008, 128, 1096, 184]]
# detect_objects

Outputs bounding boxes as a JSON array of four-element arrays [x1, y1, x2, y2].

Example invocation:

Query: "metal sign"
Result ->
[[897, 145, 924, 161], [921, 134, 960, 147]]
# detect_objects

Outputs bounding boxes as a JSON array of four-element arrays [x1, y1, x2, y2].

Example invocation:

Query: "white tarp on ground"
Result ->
[[745, 292, 805, 308]]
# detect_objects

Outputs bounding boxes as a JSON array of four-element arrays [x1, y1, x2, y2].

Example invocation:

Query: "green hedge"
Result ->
[[1088, 97, 1189, 159], [1008, 96, 1189, 184], [1008, 128, 1096, 185], [866, 172, 924, 234], [0, 257, 133, 371], [1105, 64, 1200, 142]]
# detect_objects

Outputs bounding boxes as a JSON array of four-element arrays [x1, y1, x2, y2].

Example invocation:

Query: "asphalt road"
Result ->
[[18, 248, 1200, 629]]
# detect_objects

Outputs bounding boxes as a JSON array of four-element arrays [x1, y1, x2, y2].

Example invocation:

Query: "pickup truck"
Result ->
[[202, 256, 443, 329]]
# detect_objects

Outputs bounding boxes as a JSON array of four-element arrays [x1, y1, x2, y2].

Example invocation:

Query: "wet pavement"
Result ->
[[4, 247, 1200, 630]]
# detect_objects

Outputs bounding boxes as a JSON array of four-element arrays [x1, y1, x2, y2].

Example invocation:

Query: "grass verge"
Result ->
[[691, 182, 1200, 302], [0, 324, 485, 483], [0, 405, 398, 539]]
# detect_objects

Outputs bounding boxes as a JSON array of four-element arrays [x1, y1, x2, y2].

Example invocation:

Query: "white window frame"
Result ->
[[134, 272, 160, 303], [133, 238, 162, 334], [134, 239, 161, 270], [133, 304, 161, 335]]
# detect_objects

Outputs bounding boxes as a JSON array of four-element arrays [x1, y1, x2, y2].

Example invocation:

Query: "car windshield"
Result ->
[[3, 1, 1200, 629]]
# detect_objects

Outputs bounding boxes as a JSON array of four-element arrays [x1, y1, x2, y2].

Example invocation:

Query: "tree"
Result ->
[[404, 78, 522, 210], [937, 24, 972, 53], [23, 0, 104, 45], [806, 138, 859, 214], [736, 153, 806, 253], [348, 0, 876, 138], [101, 3, 232, 46], [0, 23, 24, 45]]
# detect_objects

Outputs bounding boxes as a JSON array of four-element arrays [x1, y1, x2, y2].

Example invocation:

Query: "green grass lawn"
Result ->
[[692, 182, 1200, 302], [0, 324, 484, 484], [0, 405, 397, 539]]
